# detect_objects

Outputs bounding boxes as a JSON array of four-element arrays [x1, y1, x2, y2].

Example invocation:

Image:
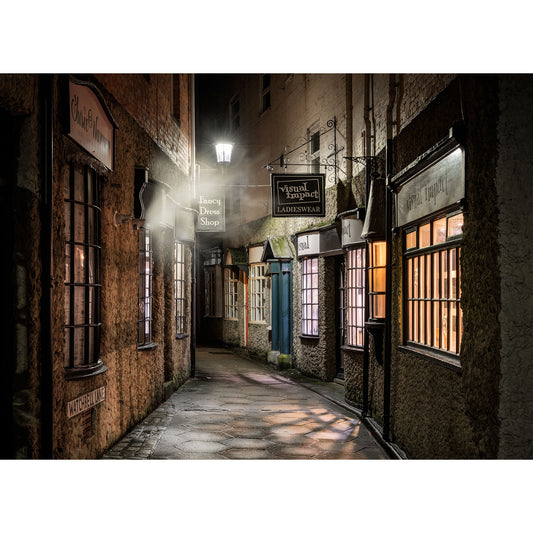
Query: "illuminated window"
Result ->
[[302, 257, 319, 336], [64, 164, 103, 374], [224, 268, 238, 319], [138, 227, 154, 347], [249, 263, 266, 323], [405, 212, 463, 355], [368, 241, 386, 319], [174, 242, 186, 335], [346, 247, 366, 347], [204, 268, 216, 317]]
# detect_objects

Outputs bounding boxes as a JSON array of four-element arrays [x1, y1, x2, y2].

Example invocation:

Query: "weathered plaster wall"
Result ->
[[496, 75, 533, 458]]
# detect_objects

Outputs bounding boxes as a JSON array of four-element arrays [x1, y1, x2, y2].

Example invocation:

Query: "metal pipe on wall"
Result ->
[[345, 74, 353, 184]]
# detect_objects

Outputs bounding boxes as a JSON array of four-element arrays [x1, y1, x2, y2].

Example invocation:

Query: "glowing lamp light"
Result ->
[[215, 142, 233, 164]]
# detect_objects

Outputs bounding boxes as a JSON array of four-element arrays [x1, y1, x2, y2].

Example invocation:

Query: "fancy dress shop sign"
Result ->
[[68, 80, 114, 170], [197, 190, 225, 232], [272, 174, 325, 217]]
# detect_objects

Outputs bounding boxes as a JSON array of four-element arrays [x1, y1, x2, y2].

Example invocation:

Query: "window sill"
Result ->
[[138, 342, 158, 351], [224, 318, 238, 322], [176, 333, 189, 340], [398, 344, 462, 373], [341, 344, 364, 354], [65, 360, 108, 381], [249, 321, 267, 326], [300, 334, 319, 341]]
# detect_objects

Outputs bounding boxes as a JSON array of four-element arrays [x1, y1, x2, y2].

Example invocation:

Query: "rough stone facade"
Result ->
[[2, 74, 194, 458]]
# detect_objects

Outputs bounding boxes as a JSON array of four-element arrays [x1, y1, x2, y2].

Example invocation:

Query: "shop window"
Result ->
[[405, 212, 463, 355], [346, 246, 366, 347], [138, 227, 154, 347], [224, 268, 238, 319], [260, 74, 271, 112], [204, 267, 216, 317], [174, 241, 186, 336], [249, 263, 267, 323], [368, 241, 386, 319], [302, 257, 319, 336], [64, 164, 104, 375]]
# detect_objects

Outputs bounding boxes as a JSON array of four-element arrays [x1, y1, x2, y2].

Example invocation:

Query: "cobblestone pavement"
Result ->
[[103, 347, 388, 460]]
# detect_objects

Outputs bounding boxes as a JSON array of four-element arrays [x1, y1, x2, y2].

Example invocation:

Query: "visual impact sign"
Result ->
[[271, 173, 325, 217]]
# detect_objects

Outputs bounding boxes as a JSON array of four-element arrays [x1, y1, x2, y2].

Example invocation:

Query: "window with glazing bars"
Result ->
[[138, 227, 153, 346], [302, 257, 319, 336], [249, 263, 266, 322], [204, 268, 216, 317], [64, 164, 102, 369], [405, 212, 463, 355], [224, 268, 238, 319], [346, 247, 366, 347], [174, 241, 186, 335]]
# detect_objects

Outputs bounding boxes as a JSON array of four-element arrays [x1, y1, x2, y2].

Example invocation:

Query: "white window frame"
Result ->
[[301, 257, 319, 336], [224, 267, 238, 320], [249, 263, 267, 323], [174, 241, 186, 336], [345, 246, 366, 348]]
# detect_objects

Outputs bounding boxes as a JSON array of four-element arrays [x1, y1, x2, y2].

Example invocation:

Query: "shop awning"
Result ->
[[224, 247, 249, 275], [261, 236, 294, 262], [361, 177, 386, 241]]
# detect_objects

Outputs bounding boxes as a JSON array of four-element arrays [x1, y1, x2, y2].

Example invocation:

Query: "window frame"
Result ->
[[138, 226, 156, 349], [402, 209, 463, 363], [64, 164, 106, 378], [249, 263, 267, 323], [174, 241, 187, 337], [301, 257, 319, 337], [345, 246, 366, 348], [224, 267, 239, 320]]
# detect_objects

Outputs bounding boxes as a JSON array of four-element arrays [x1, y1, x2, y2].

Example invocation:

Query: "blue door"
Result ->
[[270, 261, 292, 355]]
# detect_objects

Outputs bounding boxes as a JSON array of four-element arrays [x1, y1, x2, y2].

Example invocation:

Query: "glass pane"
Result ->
[[419, 300, 425, 344], [420, 255, 425, 299], [312, 289, 318, 304], [426, 301, 431, 346], [433, 217, 446, 244], [408, 301, 413, 341], [458, 304, 463, 353], [312, 320, 318, 336], [419, 223, 431, 248], [433, 252, 439, 298], [373, 266, 386, 293], [73, 327, 85, 367], [65, 244, 71, 283], [64, 170, 71, 199], [64, 328, 71, 367], [433, 301, 440, 348], [74, 245, 86, 283], [450, 248, 457, 299], [408, 258, 412, 299], [413, 256, 419, 299], [373, 242, 386, 266], [74, 287, 86, 324], [441, 250, 448, 299], [374, 295, 385, 319], [413, 298, 418, 342], [450, 302, 457, 353], [87, 169, 94, 204], [442, 302, 448, 350], [65, 203, 71, 241], [88, 326, 95, 363], [87, 207, 95, 244], [448, 213, 464, 237], [74, 204, 85, 242], [426, 255, 431, 299], [406, 230, 417, 249], [311, 273, 318, 288], [65, 286, 71, 323], [74, 167, 84, 203]]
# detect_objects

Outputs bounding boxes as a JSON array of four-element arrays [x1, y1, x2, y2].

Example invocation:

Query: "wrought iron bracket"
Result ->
[[344, 156, 380, 178], [265, 117, 347, 185]]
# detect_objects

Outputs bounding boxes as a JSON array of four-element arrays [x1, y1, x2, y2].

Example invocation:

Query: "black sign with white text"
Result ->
[[271, 173, 325, 217]]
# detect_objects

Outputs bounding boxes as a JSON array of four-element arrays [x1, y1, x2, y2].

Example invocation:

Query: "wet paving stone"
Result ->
[[103, 347, 389, 460]]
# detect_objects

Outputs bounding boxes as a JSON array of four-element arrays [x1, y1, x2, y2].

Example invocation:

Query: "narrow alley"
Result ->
[[103, 347, 388, 460]]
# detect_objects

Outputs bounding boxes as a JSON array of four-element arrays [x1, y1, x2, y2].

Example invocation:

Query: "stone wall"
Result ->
[[496, 75, 533, 458]]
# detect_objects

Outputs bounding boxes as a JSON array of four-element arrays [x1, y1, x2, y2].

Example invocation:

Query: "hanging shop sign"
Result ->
[[271, 173, 325, 217], [67, 386, 106, 418], [297, 233, 320, 257], [197, 189, 226, 232], [67, 79, 115, 170], [394, 146, 464, 227]]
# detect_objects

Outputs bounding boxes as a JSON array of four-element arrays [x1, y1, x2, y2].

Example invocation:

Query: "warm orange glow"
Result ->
[[448, 213, 464, 237]]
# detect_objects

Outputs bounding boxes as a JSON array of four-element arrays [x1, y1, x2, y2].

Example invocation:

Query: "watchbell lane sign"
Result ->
[[197, 189, 225, 232], [395, 147, 464, 227], [68, 79, 115, 170], [67, 386, 106, 418], [272, 173, 325, 217]]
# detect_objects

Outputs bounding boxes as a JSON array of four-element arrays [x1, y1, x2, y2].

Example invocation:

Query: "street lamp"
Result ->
[[215, 142, 233, 164]]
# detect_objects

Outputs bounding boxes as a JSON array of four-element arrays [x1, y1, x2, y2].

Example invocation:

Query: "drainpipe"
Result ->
[[383, 74, 397, 441], [190, 74, 197, 378], [362, 74, 372, 417], [345, 74, 353, 185], [40, 74, 54, 458]]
